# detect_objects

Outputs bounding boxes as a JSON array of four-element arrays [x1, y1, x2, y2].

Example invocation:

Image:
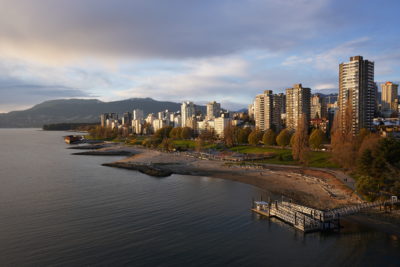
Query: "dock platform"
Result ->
[[252, 196, 399, 233]]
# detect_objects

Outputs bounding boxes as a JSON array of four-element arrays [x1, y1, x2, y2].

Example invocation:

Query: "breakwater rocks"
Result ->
[[72, 151, 133, 156], [68, 144, 107, 150], [102, 162, 173, 177]]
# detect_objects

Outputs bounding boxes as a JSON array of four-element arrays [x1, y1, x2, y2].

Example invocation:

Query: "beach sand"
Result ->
[[100, 146, 360, 210]]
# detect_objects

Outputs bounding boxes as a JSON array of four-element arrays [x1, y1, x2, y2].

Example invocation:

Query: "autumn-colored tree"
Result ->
[[276, 129, 291, 148], [292, 114, 310, 165], [195, 137, 205, 152], [199, 128, 217, 142], [224, 125, 240, 147], [262, 129, 276, 146], [154, 126, 173, 139], [169, 127, 182, 139], [237, 127, 252, 144], [180, 127, 193, 139], [290, 134, 295, 147], [331, 102, 358, 170], [309, 129, 325, 149], [160, 138, 175, 151], [248, 128, 263, 145]]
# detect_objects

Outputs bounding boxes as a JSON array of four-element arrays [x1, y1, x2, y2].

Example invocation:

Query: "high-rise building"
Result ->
[[132, 119, 142, 134], [122, 112, 132, 125], [214, 117, 231, 137], [100, 114, 108, 127], [254, 90, 274, 131], [100, 113, 118, 127], [248, 104, 254, 119], [181, 101, 196, 128], [381, 81, 399, 117], [286, 84, 311, 130], [311, 94, 327, 119], [206, 101, 221, 120], [133, 109, 144, 121], [339, 56, 375, 133], [273, 93, 285, 131]]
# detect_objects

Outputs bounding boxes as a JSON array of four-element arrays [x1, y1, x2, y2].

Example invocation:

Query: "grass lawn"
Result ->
[[173, 139, 196, 149], [172, 139, 218, 150], [230, 145, 339, 169]]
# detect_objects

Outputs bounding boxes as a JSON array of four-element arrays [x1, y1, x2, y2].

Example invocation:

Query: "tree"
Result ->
[[180, 127, 193, 139], [154, 126, 173, 139], [290, 134, 295, 147], [309, 129, 325, 149], [195, 137, 205, 152], [169, 127, 182, 139], [331, 102, 358, 170], [237, 127, 252, 144], [262, 129, 276, 146], [276, 129, 291, 148], [160, 138, 175, 151], [292, 114, 310, 164], [248, 128, 263, 145], [199, 128, 216, 142], [224, 125, 240, 147]]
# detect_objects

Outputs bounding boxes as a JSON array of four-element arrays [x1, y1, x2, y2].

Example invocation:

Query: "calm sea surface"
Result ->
[[0, 129, 399, 266]]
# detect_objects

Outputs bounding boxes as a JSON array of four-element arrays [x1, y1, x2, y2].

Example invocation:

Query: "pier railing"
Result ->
[[253, 196, 398, 232]]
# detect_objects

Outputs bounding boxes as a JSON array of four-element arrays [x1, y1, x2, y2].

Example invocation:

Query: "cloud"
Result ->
[[281, 37, 372, 71], [1, 0, 400, 112], [0, 0, 332, 63]]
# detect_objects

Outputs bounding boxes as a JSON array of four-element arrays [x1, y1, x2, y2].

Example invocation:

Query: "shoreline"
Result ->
[[71, 143, 400, 236], [82, 144, 360, 209]]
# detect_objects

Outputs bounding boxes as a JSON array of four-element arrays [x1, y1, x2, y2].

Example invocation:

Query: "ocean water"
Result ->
[[0, 129, 399, 266]]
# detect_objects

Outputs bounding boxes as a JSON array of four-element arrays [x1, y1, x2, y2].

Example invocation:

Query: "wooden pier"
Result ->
[[252, 196, 399, 233]]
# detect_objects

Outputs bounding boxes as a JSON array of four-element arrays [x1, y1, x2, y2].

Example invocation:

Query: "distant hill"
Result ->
[[0, 98, 182, 128]]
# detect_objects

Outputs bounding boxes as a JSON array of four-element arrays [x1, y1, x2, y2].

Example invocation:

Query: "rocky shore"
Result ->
[[72, 150, 133, 156], [102, 162, 173, 177]]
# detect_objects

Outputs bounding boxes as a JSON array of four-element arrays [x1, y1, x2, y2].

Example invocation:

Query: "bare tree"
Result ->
[[292, 113, 310, 165], [331, 102, 357, 170]]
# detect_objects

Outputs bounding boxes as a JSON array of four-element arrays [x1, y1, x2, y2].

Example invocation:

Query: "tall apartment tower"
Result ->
[[133, 109, 144, 121], [254, 90, 274, 131], [206, 101, 221, 120], [286, 84, 311, 130], [339, 56, 375, 133], [122, 112, 132, 125], [181, 101, 196, 128], [381, 81, 399, 117], [273, 93, 285, 131], [248, 104, 254, 119], [311, 94, 327, 119]]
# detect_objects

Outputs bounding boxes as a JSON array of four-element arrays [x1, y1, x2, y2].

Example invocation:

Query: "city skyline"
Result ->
[[1, 0, 400, 113]]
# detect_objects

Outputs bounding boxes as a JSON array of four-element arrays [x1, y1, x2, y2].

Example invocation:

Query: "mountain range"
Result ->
[[0, 98, 183, 128]]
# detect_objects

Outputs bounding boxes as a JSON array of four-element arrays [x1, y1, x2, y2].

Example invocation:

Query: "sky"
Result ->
[[1, 0, 400, 112]]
